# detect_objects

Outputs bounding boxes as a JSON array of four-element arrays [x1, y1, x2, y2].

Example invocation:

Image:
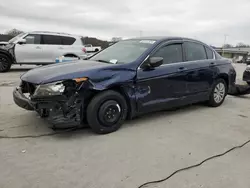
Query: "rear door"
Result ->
[[182, 41, 215, 100], [41, 34, 63, 63]]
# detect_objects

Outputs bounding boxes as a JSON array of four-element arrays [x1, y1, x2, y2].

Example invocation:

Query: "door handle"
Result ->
[[209, 62, 217, 67], [36, 46, 41, 49], [58, 47, 64, 49], [177, 67, 188, 72]]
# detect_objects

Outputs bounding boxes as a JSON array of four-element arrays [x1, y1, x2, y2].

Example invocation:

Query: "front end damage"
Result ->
[[13, 79, 90, 128]]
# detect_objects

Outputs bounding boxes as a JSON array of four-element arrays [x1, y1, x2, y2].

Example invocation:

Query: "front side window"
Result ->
[[153, 44, 183, 64], [184, 42, 207, 61], [90, 39, 155, 64], [42, 35, 62, 45], [24, 34, 41, 44]]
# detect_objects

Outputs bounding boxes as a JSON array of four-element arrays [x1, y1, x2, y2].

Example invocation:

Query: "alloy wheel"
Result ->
[[213, 82, 225, 103]]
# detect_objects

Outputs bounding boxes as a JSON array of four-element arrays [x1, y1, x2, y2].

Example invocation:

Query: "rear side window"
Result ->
[[24, 34, 41, 44], [205, 47, 214, 59], [62, 36, 76, 45], [42, 35, 62, 45], [153, 44, 183, 64], [184, 42, 207, 61]]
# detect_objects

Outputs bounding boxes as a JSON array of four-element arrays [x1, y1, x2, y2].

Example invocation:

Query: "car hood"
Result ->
[[21, 60, 115, 84]]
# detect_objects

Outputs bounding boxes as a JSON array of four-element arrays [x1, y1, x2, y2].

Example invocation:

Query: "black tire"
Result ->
[[94, 49, 99, 52], [86, 90, 128, 134], [0, 53, 12, 72], [247, 82, 250, 85], [207, 79, 227, 107], [64, 54, 80, 60]]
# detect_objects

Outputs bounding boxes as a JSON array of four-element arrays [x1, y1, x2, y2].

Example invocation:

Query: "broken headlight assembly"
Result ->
[[33, 81, 65, 97], [33, 77, 89, 97]]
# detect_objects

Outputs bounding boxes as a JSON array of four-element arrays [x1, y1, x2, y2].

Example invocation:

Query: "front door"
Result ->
[[135, 41, 189, 113], [15, 34, 45, 63]]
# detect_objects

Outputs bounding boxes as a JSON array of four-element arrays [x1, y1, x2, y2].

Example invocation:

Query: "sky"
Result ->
[[0, 0, 250, 46]]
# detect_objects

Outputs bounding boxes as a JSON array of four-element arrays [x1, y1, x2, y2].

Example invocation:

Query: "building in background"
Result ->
[[215, 47, 250, 63]]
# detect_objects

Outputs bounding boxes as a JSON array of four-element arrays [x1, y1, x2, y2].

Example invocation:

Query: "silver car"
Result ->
[[0, 31, 87, 72]]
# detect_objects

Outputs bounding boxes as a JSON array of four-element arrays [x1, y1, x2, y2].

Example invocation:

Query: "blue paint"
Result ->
[[20, 37, 236, 117]]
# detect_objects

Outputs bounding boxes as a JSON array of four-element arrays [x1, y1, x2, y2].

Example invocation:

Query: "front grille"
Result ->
[[20, 81, 36, 95]]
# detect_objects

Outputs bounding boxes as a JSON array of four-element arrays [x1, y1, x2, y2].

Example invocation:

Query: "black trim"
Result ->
[[13, 87, 34, 111]]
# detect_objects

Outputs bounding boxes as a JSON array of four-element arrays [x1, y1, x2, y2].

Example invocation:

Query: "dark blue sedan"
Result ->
[[13, 37, 236, 134]]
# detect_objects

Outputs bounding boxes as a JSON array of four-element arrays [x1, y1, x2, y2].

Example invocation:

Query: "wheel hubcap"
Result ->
[[214, 83, 225, 103], [98, 101, 122, 126]]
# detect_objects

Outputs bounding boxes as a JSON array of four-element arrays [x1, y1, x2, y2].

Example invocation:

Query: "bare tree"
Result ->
[[222, 44, 233, 48], [5, 28, 23, 37], [236, 42, 250, 48]]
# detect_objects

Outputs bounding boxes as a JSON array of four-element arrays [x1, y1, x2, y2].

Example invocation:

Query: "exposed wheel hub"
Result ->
[[98, 100, 121, 126]]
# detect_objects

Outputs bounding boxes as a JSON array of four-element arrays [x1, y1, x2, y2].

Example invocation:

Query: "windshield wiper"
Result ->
[[95, 59, 112, 64]]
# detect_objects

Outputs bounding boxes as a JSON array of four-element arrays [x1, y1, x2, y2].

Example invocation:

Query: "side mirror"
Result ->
[[141, 57, 163, 70], [149, 57, 163, 68], [17, 39, 26, 45]]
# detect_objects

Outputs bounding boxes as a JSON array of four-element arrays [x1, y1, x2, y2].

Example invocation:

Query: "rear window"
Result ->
[[184, 42, 207, 61], [62, 36, 76, 45], [42, 35, 62, 45], [205, 47, 214, 59]]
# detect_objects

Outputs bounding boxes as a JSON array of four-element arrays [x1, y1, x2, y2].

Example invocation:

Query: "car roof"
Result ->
[[128, 36, 206, 44], [28, 31, 83, 38]]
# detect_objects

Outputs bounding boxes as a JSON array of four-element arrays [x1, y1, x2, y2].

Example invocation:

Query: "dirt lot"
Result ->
[[0, 64, 250, 188]]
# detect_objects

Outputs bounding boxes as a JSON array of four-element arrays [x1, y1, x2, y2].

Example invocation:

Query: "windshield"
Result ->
[[90, 39, 156, 64], [8, 33, 26, 43]]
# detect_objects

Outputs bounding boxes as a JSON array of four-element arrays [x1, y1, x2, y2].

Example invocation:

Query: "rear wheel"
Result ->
[[0, 54, 12, 72], [87, 90, 128, 134], [207, 79, 227, 107], [64, 54, 80, 59], [94, 48, 99, 52]]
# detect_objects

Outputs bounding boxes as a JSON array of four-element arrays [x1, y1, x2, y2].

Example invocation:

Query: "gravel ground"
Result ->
[[0, 63, 250, 188]]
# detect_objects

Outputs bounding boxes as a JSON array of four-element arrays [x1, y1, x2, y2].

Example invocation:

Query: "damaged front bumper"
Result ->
[[13, 87, 84, 128], [13, 87, 34, 110]]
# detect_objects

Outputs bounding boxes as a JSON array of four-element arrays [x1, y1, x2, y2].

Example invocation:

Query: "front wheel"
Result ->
[[86, 90, 128, 134], [207, 79, 227, 107], [0, 54, 12, 72]]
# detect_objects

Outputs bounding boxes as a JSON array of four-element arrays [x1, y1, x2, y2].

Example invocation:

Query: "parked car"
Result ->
[[13, 37, 236, 134], [245, 56, 250, 65], [0, 41, 9, 47], [84, 44, 102, 52], [0, 31, 87, 72], [243, 65, 250, 85]]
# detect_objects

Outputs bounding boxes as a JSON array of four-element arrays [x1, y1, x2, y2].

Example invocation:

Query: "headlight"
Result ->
[[33, 81, 65, 97], [246, 65, 250, 72]]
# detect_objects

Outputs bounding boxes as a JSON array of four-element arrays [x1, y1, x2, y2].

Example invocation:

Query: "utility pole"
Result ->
[[139, 30, 143, 37], [222, 34, 228, 57]]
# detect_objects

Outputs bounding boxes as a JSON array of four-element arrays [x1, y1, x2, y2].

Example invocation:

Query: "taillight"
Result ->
[[82, 48, 86, 53]]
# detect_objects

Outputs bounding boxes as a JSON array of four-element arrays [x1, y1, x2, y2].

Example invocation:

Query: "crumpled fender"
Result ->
[[83, 69, 138, 118], [87, 68, 136, 90]]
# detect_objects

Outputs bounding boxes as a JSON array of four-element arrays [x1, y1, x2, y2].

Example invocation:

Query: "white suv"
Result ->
[[0, 31, 87, 72]]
